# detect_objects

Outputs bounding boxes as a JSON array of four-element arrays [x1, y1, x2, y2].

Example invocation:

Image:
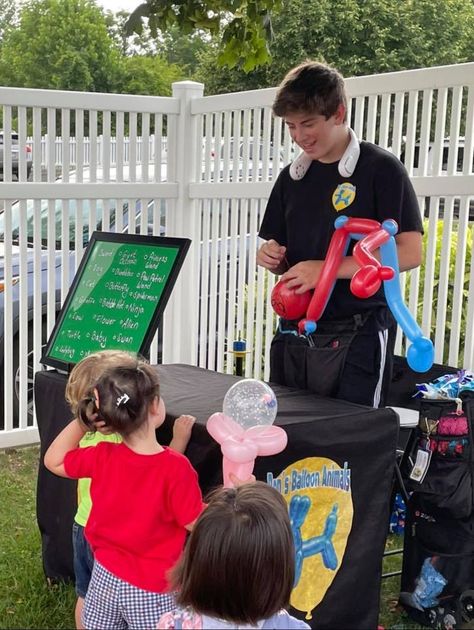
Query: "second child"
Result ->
[[64, 350, 195, 629], [45, 360, 204, 630]]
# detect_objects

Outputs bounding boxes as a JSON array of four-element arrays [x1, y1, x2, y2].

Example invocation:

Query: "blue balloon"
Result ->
[[346, 218, 434, 373], [379, 236, 434, 372]]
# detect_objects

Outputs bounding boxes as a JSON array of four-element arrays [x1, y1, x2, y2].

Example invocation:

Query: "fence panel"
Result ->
[[1, 63, 474, 449]]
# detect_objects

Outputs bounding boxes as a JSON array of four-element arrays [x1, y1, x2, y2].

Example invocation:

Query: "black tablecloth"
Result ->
[[35, 364, 399, 630]]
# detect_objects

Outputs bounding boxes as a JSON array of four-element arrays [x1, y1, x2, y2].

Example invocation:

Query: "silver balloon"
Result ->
[[223, 379, 278, 430]]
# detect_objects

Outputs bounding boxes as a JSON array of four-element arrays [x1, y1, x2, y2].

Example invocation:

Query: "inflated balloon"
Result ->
[[271, 279, 312, 320], [351, 227, 394, 298], [207, 380, 287, 487], [223, 379, 277, 430], [270, 213, 434, 373], [378, 219, 434, 373], [298, 220, 349, 334], [297, 216, 381, 334]]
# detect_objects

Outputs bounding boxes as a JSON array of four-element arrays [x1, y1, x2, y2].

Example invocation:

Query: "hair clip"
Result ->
[[116, 393, 130, 407]]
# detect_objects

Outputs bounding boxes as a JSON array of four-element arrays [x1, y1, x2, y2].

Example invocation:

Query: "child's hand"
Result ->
[[170, 415, 195, 454], [93, 418, 114, 435], [229, 472, 256, 487], [80, 412, 113, 435]]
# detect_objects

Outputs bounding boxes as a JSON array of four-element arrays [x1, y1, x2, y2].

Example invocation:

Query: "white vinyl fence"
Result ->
[[25, 135, 168, 168], [1, 62, 473, 448]]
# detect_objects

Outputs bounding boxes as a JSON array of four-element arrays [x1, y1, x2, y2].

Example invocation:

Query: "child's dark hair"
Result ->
[[273, 60, 347, 121], [171, 481, 295, 624], [78, 362, 160, 438]]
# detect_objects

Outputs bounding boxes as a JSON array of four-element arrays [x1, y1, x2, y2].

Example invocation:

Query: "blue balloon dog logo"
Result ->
[[290, 496, 339, 585], [267, 457, 354, 619]]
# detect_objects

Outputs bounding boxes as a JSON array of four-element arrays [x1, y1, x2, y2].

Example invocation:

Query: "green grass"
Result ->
[[0, 446, 423, 629], [0, 447, 76, 629]]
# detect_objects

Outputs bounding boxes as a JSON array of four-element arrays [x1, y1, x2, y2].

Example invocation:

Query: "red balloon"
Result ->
[[271, 280, 312, 320]]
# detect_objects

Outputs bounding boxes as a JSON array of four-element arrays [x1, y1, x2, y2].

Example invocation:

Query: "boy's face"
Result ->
[[284, 104, 347, 163]]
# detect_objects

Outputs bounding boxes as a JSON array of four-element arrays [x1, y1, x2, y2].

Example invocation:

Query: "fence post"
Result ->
[[163, 80, 204, 365]]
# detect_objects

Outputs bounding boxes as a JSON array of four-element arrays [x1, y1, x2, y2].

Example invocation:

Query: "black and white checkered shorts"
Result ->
[[82, 561, 176, 629]]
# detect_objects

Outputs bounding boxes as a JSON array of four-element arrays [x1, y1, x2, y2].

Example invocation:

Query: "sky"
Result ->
[[95, 0, 140, 13]]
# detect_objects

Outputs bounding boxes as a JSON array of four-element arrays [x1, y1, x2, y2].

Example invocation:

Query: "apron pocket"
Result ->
[[305, 332, 356, 397]]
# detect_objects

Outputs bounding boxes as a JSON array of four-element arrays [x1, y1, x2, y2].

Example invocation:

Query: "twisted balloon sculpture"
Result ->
[[271, 215, 434, 373], [207, 380, 287, 487]]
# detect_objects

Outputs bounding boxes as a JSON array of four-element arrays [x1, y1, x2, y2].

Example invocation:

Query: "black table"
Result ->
[[35, 364, 399, 630]]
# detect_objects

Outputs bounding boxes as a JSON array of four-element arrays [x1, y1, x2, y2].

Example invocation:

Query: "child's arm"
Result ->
[[44, 419, 88, 478], [169, 415, 195, 454]]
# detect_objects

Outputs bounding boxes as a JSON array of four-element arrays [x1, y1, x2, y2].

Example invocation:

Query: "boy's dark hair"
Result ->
[[78, 362, 160, 437], [273, 61, 347, 121], [172, 481, 295, 624]]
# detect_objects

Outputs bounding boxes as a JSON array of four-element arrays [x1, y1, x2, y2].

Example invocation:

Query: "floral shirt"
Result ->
[[158, 608, 309, 629]]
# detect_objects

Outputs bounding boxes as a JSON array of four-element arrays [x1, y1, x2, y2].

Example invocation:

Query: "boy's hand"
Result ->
[[257, 239, 287, 273], [281, 260, 324, 293]]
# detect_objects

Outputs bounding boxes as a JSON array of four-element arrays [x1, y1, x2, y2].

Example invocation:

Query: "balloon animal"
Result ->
[[207, 380, 287, 487], [270, 215, 434, 373]]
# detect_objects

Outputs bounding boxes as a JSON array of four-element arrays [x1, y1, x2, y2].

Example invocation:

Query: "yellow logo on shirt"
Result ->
[[332, 183, 356, 211]]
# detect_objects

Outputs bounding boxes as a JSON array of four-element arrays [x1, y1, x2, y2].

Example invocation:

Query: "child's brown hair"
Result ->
[[65, 350, 138, 416], [78, 362, 161, 438], [171, 481, 295, 624]]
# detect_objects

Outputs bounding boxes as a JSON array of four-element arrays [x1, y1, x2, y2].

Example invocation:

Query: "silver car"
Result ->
[[0, 130, 33, 181]]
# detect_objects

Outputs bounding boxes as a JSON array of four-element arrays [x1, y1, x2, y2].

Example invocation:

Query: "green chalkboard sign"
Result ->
[[41, 231, 190, 371]]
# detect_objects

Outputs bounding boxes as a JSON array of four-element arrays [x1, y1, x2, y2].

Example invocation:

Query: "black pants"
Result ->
[[269, 308, 397, 408]]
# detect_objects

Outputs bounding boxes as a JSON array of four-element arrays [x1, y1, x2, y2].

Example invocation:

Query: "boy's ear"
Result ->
[[334, 103, 346, 125]]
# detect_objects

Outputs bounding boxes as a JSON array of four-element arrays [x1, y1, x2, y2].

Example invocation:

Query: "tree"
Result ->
[[195, 0, 474, 94], [117, 54, 185, 96], [0, 0, 122, 92], [105, 8, 158, 57], [125, 0, 283, 72], [0, 0, 19, 46], [156, 24, 208, 76]]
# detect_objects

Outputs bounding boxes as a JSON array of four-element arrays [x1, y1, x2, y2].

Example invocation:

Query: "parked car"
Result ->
[[0, 130, 32, 181], [0, 165, 166, 426]]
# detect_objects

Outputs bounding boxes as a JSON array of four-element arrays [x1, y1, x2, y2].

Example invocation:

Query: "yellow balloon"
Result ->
[[275, 457, 354, 620]]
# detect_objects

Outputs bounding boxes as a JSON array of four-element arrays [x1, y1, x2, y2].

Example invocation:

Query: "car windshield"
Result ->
[[0, 197, 164, 248], [0, 198, 120, 248]]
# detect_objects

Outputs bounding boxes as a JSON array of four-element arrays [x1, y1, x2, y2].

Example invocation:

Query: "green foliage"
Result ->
[[0, 0, 122, 92], [195, 0, 474, 94], [145, 23, 207, 75], [0, 0, 18, 46], [411, 218, 472, 366], [125, 0, 283, 72], [117, 54, 185, 96]]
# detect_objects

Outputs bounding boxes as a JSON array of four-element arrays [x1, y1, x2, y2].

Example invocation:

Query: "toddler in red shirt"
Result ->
[[45, 359, 205, 630]]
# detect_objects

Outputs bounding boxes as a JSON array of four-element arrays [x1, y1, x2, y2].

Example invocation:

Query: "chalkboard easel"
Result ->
[[41, 231, 190, 372]]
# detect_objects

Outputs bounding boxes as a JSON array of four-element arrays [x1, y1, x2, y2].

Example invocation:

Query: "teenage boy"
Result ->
[[257, 61, 423, 407]]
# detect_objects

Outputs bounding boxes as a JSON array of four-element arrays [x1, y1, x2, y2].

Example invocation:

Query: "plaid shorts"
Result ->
[[82, 561, 176, 630]]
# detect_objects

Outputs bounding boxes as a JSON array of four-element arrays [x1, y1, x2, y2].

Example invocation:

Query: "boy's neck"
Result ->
[[319, 125, 351, 164]]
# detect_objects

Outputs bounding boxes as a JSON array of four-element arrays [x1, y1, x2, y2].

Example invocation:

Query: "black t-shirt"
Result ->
[[259, 141, 423, 319]]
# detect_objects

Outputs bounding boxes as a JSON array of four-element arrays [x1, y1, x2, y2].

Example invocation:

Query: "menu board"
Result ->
[[41, 231, 190, 371]]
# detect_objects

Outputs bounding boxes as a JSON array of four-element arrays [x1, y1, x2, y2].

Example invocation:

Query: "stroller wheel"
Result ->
[[459, 590, 474, 623]]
